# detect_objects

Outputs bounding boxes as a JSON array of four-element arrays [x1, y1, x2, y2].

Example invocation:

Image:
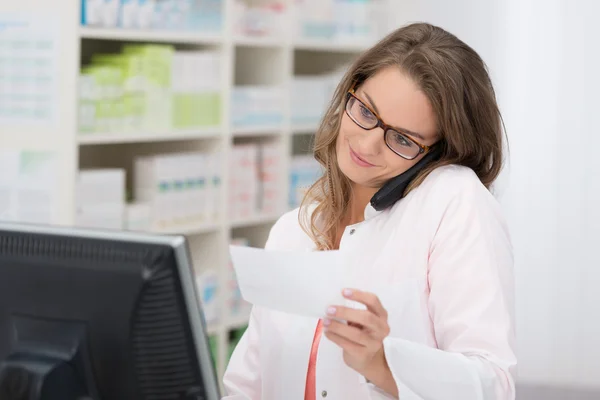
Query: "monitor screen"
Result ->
[[0, 223, 221, 400]]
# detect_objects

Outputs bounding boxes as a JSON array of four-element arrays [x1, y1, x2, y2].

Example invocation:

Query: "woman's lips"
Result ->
[[349, 146, 377, 167]]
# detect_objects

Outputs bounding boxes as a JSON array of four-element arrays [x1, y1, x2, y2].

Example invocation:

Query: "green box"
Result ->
[[122, 44, 174, 88], [173, 92, 222, 129], [91, 53, 146, 131], [121, 45, 175, 130], [80, 65, 122, 133]]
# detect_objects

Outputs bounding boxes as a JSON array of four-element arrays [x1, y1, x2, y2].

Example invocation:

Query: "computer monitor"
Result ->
[[0, 222, 221, 400]]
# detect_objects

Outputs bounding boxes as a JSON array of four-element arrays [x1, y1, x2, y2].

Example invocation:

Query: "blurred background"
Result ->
[[0, 0, 598, 398]]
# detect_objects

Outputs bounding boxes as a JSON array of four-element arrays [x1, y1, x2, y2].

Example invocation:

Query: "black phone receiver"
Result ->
[[370, 144, 444, 211]]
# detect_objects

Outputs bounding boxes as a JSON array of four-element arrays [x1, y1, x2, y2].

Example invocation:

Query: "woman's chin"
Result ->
[[339, 163, 375, 187]]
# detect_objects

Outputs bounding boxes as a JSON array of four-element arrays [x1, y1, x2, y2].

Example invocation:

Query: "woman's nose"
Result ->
[[357, 127, 384, 156]]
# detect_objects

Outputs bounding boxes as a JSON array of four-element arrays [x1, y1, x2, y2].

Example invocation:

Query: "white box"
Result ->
[[119, 0, 137, 28], [125, 202, 152, 231], [134, 152, 218, 230], [76, 169, 125, 207], [203, 153, 215, 222], [188, 153, 207, 224], [83, 0, 104, 26], [211, 152, 223, 222], [289, 155, 322, 208], [196, 269, 220, 325], [171, 155, 188, 226], [259, 143, 282, 214], [229, 144, 259, 221], [102, 0, 121, 27], [134, 155, 175, 230], [76, 203, 125, 230], [138, 0, 156, 29]]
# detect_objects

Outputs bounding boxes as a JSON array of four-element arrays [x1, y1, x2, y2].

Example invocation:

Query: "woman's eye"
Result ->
[[393, 132, 412, 147], [359, 104, 375, 120]]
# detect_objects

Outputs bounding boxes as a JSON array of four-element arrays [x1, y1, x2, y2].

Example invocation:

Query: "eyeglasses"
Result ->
[[345, 88, 432, 160]]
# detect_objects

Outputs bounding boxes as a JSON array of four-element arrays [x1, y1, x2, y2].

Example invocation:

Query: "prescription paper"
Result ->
[[229, 245, 348, 319]]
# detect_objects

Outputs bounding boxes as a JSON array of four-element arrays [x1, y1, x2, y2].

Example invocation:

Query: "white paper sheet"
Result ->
[[229, 245, 347, 319]]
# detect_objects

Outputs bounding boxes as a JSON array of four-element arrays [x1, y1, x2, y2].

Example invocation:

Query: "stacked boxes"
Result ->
[[291, 69, 345, 127], [172, 51, 221, 129], [293, 0, 383, 43], [133, 151, 223, 231], [196, 269, 220, 325], [76, 169, 126, 229], [78, 46, 221, 135], [232, 0, 287, 38], [76, 152, 223, 232], [125, 202, 152, 231], [81, 0, 224, 33], [228, 143, 283, 222], [231, 86, 284, 129], [260, 143, 283, 215], [289, 155, 322, 209], [228, 145, 259, 221]]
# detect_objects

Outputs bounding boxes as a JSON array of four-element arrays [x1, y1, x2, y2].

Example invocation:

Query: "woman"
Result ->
[[223, 22, 516, 399]]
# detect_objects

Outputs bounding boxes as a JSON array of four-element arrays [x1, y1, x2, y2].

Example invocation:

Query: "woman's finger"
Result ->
[[323, 328, 365, 355], [323, 318, 377, 347], [343, 289, 388, 318], [326, 306, 385, 335]]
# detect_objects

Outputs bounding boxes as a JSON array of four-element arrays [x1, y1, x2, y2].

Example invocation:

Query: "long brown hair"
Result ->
[[300, 22, 506, 250]]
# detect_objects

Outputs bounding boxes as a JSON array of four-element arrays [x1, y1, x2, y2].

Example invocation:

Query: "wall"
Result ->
[[388, 0, 600, 391]]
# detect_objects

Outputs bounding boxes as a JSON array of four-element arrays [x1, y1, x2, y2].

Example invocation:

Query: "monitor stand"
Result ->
[[0, 317, 92, 400]]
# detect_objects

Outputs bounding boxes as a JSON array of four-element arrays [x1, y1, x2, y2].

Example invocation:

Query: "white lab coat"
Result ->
[[223, 165, 517, 400]]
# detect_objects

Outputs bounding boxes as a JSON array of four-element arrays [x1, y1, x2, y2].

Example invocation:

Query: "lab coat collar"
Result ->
[[363, 202, 382, 221], [301, 201, 381, 228]]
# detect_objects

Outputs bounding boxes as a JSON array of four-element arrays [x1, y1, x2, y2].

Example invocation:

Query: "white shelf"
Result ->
[[294, 38, 371, 53], [234, 35, 286, 48], [78, 128, 222, 145], [232, 125, 284, 137], [292, 123, 318, 135], [230, 214, 281, 229], [155, 221, 221, 236], [79, 27, 223, 45]]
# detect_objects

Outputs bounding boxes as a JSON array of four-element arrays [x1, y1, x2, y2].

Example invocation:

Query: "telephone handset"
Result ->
[[370, 144, 444, 211]]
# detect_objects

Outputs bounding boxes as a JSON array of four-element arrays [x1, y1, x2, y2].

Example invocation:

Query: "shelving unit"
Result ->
[[292, 123, 319, 135], [230, 213, 280, 229], [80, 26, 224, 44], [0, 0, 391, 385], [77, 127, 222, 144], [293, 39, 371, 53], [234, 35, 286, 48], [231, 125, 283, 137]]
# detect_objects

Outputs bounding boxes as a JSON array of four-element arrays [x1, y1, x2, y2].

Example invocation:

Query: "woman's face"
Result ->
[[336, 66, 439, 189]]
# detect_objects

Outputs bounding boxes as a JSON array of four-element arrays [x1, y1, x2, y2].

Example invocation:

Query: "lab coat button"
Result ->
[[321, 390, 328, 397], [349, 228, 356, 235]]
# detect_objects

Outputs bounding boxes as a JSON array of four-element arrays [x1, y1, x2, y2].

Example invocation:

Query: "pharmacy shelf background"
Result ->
[[0, 0, 393, 382]]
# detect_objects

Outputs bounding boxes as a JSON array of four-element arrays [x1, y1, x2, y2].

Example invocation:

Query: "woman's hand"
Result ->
[[323, 289, 398, 397]]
